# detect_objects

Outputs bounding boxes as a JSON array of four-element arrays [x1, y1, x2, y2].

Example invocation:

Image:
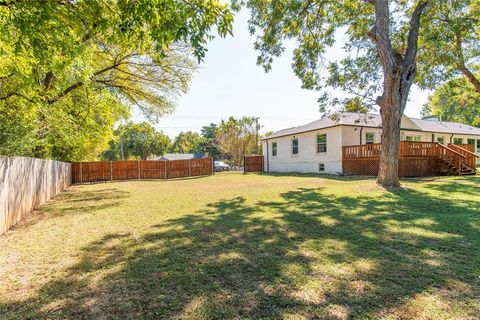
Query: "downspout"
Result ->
[[265, 139, 270, 173], [450, 133, 454, 144], [359, 127, 364, 144]]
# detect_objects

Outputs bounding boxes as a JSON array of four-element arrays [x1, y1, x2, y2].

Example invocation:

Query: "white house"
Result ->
[[261, 112, 480, 174]]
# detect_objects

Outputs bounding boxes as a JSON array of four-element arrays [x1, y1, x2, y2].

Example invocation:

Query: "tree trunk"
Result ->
[[368, 0, 428, 188], [377, 65, 416, 187], [377, 93, 402, 187]]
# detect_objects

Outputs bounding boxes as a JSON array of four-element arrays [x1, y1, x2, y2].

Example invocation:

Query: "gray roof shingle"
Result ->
[[264, 112, 480, 139]]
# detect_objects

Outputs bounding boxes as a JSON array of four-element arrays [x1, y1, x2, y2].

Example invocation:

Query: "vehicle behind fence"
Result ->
[[72, 158, 214, 183]]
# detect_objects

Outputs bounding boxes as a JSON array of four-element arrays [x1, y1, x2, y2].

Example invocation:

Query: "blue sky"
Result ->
[[135, 10, 431, 138]]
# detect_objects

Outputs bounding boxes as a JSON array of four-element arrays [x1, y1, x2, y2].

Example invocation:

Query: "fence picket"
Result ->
[[72, 158, 213, 183]]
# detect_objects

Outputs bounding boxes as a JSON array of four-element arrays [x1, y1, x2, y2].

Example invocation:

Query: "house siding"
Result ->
[[262, 124, 480, 173], [263, 126, 344, 174]]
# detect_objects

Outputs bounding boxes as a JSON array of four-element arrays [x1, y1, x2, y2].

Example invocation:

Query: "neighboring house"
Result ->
[[262, 112, 480, 174], [154, 153, 196, 161]]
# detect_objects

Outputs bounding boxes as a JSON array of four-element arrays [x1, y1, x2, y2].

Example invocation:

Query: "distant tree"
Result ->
[[422, 77, 480, 127], [102, 122, 170, 160], [170, 131, 204, 154], [215, 117, 259, 167], [200, 123, 222, 159]]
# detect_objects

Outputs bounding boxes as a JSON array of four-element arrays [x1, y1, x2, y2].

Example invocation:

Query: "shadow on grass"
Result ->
[[15, 188, 131, 229], [2, 182, 479, 318], [258, 171, 376, 181]]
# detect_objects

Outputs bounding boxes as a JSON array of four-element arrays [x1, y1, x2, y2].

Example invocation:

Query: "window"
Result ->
[[405, 135, 421, 141], [272, 142, 277, 157], [317, 134, 327, 153], [477, 140, 480, 153], [453, 138, 463, 144], [437, 137, 444, 145], [365, 132, 375, 144], [467, 138, 475, 146], [319, 163, 325, 172], [292, 138, 299, 155]]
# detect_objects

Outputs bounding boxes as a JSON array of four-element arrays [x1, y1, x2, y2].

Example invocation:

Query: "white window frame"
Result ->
[[365, 132, 375, 144], [318, 163, 325, 172], [316, 134, 327, 153], [405, 135, 422, 142], [437, 137, 445, 145], [291, 138, 299, 156], [271, 142, 278, 157]]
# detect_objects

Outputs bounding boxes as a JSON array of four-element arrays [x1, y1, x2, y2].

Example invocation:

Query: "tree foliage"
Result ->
[[215, 117, 260, 166], [170, 131, 204, 154], [417, 0, 480, 93], [102, 122, 171, 160], [199, 123, 221, 159], [0, 0, 233, 160], [422, 77, 480, 127]]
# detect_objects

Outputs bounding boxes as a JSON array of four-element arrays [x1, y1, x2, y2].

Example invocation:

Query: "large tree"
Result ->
[[422, 77, 480, 127], [235, 0, 480, 187], [0, 0, 233, 160]]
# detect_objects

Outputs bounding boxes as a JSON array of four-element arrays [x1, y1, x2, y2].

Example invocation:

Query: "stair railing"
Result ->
[[436, 144, 467, 175], [448, 144, 479, 169]]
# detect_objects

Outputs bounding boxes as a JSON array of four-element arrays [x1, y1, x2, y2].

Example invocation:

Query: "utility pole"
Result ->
[[254, 117, 260, 154]]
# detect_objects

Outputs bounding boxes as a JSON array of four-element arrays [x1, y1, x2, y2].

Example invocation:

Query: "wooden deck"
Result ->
[[342, 141, 478, 177]]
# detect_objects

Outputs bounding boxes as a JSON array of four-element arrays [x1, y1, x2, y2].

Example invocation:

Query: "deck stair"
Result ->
[[444, 144, 478, 176]]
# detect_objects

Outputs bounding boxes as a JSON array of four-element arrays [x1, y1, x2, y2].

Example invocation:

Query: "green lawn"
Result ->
[[1, 172, 479, 319]]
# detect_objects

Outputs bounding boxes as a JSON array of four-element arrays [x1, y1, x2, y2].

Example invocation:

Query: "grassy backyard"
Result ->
[[0, 172, 479, 319]]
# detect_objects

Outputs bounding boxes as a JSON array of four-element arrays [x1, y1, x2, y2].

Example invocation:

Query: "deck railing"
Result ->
[[342, 141, 471, 176], [343, 141, 445, 159]]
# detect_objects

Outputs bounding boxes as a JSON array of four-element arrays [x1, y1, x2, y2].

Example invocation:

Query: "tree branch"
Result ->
[[47, 63, 122, 105], [403, 0, 429, 66], [367, 0, 396, 71], [454, 31, 480, 93]]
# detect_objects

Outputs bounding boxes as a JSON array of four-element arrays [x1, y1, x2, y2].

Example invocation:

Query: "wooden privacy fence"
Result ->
[[244, 155, 264, 173], [0, 157, 71, 234], [342, 141, 477, 177], [72, 158, 214, 183]]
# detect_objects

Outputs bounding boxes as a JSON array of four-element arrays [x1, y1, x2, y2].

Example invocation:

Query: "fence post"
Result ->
[[79, 162, 83, 184], [164, 160, 168, 179], [188, 159, 191, 177], [244, 156, 246, 174], [211, 157, 214, 175], [138, 160, 141, 179], [110, 161, 113, 181]]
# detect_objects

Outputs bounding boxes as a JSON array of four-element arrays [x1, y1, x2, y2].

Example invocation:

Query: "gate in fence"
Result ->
[[244, 155, 264, 173], [72, 158, 214, 183]]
